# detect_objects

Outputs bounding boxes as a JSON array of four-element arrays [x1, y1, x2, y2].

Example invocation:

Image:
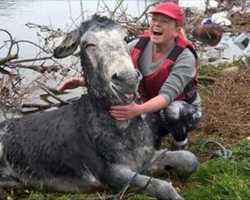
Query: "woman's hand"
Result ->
[[57, 77, 85, 93], [110, 95, 168, 121], [109, 101, 142, 121]]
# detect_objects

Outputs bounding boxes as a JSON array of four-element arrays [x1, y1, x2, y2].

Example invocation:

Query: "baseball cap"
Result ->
[[149, 2, 184, 27]]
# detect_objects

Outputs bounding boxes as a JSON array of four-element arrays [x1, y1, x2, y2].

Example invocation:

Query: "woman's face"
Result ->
[[149, 13, 180, 46]]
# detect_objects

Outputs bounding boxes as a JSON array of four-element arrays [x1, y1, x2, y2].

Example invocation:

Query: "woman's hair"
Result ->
[[178, 28, 187, 39]]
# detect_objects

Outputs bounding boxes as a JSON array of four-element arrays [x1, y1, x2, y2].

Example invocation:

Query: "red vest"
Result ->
[[131, 31, 198, 103]]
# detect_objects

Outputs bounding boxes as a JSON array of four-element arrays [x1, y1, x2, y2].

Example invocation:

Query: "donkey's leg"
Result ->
[[0, 166, 102, 193], [0, 178, 23, 188], [106, 164, 184, 200], [145, 150, 199, 178], [26, 174, 103, 193], [0, 162, 24, 189], [0, 173, 102, 193]]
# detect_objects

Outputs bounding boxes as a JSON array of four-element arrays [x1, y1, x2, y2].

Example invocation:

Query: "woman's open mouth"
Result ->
[[153, 30, 163, 36]]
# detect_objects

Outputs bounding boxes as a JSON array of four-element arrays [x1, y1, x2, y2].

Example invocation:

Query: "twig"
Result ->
[[0, 29, 20, 64], [21, 103, 62, 109], [0, 54, 18, 65], [9, 56, 53, 64], [135, 2, 158, 22], [25, 22, 63, 35], [80, 0, 84, 21], [39, 83, 71, 105], [16, 40, 51, 54], [111, 0, 124, 19], [5, 62, 60, 73]]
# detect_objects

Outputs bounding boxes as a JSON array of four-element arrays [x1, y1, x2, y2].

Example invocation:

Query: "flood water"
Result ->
[[0, 0, 155, 58]]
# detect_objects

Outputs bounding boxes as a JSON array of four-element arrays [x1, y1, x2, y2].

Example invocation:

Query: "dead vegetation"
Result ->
[[199, 66, 250, 146]]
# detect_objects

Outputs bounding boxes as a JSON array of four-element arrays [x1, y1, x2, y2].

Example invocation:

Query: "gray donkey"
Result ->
[[0, 15, 198, 200]]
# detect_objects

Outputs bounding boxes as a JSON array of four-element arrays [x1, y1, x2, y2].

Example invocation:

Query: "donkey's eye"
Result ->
[[85, 43, 96, 48]]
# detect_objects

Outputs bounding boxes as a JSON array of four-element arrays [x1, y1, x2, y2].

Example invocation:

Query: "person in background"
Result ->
[[57, 2, 202, 151]]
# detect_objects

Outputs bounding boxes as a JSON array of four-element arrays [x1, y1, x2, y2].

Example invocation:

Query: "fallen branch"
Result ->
[[16, 40, 51, 54], [39, 83, 72, 105], [5, 62, 60, 73], [21, 85, 72, 113], [0, 29, 19, 65], [8, 55, 53, 64], [25, 22, 64, 39], [0, 54, 18, 65], [21, 102, 62, 109]]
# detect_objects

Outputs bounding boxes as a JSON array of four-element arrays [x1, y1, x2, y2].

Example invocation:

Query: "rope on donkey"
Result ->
[[111, 150, 169, 200]]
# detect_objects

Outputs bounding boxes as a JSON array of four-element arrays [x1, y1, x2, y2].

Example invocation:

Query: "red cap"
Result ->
[[149, 2, 184, 27]]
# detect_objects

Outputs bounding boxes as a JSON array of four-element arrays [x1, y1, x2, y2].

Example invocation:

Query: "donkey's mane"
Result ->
[[79, 14, 123, 35]]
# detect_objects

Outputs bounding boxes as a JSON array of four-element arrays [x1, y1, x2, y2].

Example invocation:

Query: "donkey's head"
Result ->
[[54, 15, 141, 105]]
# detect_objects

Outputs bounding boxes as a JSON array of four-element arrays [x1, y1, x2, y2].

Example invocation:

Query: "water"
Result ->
[[0, 0, 153, 58]]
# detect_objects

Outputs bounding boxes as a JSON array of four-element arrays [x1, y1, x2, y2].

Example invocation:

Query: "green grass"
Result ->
[[182, 140, 250, 200]]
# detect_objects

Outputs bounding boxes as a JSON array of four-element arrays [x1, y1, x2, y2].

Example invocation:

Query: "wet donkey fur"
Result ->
[[0, 15, 198, 200]]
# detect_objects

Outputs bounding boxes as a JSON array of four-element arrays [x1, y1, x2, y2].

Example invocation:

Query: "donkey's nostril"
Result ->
[[111, 72, 126, 82], [111, 73, 119, 81], [135, 69, 142, 80], [111, 70, 141, 83]]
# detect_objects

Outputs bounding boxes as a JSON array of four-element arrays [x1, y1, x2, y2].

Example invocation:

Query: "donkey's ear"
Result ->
[[53, 29, 80, 58]]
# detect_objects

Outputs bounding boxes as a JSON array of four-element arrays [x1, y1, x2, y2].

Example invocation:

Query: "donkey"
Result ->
[[0, 15, 198, 200]]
